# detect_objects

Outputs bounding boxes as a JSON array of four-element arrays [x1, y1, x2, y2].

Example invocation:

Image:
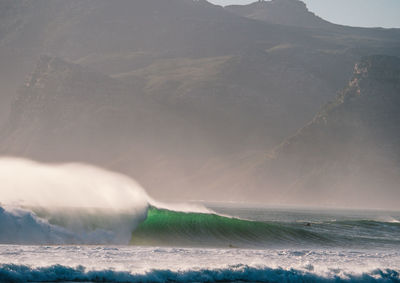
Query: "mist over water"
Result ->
[[0, 157, 215, 245], [0, 157, 148, 210], [0, 158, 152, 244]]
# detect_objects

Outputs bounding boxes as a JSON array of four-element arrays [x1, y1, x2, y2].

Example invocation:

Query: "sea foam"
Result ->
[[0, 158, 212, 245], [0, 158, 150, 244], [0, 264, 398, 283]]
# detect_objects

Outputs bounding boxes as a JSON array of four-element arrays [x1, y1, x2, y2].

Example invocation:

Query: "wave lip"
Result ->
[[0, 264, 399, 283]]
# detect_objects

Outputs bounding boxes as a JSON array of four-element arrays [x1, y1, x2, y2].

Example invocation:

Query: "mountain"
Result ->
[[251, 55, 400, 209], [182, 55, 400, 208], [226, 0, 332, 29], [0, 56, 269, 199], [1, 56, 151, 162], [1, 0, 400, 144], [0, 0, 330, 149], [1, 0, 400, 202], [0, 56, 191, 198]]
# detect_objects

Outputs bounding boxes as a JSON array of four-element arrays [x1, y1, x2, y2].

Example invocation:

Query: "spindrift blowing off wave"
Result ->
[[0, 158, 400, 282]]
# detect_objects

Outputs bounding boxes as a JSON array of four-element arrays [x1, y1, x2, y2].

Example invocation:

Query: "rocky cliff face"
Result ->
[[1, 56, 146, 162], [0, 57, 200, 199], [260, 55, 400, 208], [1, 1, 400, 204], [0, 0, 348, 152], [1, 0, 399, 144], [0, 56, 271, 200]]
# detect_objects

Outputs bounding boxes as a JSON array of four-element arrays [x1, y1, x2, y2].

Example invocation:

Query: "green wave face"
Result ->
[[130, 207, 328, 248]]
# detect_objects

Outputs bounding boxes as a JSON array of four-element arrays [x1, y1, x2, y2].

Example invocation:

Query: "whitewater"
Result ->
[[0, 158, 400, 282]]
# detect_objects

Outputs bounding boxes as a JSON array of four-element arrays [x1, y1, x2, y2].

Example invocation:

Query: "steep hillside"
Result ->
[[1, 1, 400, 202], [259, 55, 400, 208], [1, 56, 149, 161], [0, 56, 266, 199], [177, 55, 400, 207], [1, 0, 400, 147]]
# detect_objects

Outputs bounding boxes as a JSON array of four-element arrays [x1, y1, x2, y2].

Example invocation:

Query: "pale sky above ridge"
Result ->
[[209, 0, 400, 28]]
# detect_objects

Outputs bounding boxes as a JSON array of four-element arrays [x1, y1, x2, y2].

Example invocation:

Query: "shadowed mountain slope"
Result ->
[[1, 1, 400, 203], [181, 55, 400, 208], [1, 0, 400, 137], [252, 55, 400, 208], [0, 56, 272, 199]]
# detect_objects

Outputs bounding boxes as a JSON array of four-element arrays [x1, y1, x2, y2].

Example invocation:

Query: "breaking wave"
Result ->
[[0, 205, 147, 245], [2, 203, 400, 247], [0, 158, 149, 245], [0, 158, 400, 248], [130, 207, 330, 248], [0, 264, 399, 283]]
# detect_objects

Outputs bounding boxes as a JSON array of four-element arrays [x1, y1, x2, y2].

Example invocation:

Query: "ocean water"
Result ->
[[1, 202, 400, 282]]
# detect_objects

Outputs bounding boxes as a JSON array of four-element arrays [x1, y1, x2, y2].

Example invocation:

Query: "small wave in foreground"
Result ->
[[0, 264, 399, 283]]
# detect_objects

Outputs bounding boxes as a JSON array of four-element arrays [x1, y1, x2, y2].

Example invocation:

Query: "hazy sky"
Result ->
[[209, 0, 400, 28]]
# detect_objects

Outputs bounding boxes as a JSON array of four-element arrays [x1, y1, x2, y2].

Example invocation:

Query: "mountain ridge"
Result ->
[[226, 0, 333, 29], [261, 55, 400, 208], [0, 1, 400, 204]]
